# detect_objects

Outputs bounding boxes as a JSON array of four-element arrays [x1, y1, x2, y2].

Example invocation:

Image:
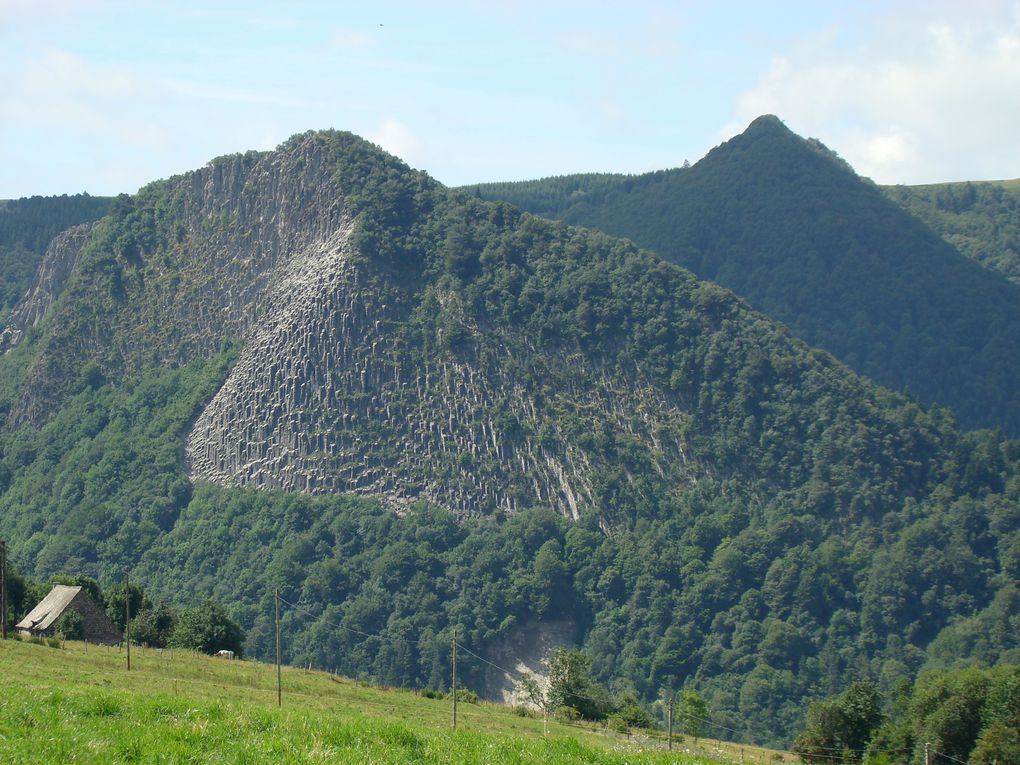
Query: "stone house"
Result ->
[[16, 584, 121, 644]]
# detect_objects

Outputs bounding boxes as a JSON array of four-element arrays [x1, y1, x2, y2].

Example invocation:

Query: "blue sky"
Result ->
[[2, 1, 1020, 197]]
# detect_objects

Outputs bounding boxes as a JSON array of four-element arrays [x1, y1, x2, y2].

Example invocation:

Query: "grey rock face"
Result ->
[[1, 223, 94, 354], [184, 212, 697, 517], [8, 135, 354, 426], [9, 131, 701, 519]]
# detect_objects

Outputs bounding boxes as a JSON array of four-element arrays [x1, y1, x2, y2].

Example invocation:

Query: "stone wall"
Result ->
[[68, 591, 121, 645]]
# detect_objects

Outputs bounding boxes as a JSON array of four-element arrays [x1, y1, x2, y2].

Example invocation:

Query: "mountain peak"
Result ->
[[474, 117, 1020, 436], [721, 114, 809, 159], [743, 113, 791, 135]]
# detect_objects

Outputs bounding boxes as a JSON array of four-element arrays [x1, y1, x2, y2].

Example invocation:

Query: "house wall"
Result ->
[[69, 591, 122, 644]]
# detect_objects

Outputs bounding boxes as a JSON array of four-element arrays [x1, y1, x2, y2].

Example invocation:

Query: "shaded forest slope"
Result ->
[[882, 178, 1020, 286], [469, 116, 1020, 436]]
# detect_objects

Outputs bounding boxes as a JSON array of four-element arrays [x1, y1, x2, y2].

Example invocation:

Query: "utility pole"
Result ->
[[125, 572, 131, 671], [924, 742, 931, 765], [1, 540, 7, 641], [667, 696, 674, 751], [275, 589, 282, 707], [451, 627, 458, 730]]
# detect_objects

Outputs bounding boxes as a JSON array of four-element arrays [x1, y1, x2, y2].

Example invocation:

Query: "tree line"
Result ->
[[793, 664, 1019, 765], [3, 568, 244, 657]]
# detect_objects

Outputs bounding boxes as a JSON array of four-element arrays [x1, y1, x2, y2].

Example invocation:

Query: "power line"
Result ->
[[280, 594, 770, 743], [933, 750, 970, 765], [274, 595, 802, 757], [278, 596, 430, 646]]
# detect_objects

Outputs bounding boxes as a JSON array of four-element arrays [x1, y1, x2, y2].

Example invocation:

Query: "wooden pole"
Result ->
[[667, 697, 673, 751], [1, 540, 7, 640], [275, 589, 282, 707], [451, 627, 458, 730], [125, 572, 131, 671]]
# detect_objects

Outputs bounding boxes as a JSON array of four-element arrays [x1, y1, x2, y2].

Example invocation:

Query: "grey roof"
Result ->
[[15, 585, 82, 631]]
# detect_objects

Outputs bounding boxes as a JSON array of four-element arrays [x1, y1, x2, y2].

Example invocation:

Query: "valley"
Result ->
[[1, 120, 1018, 754]]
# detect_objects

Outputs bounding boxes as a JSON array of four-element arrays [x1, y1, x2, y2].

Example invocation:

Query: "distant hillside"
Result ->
[[0, 194, 110, 316], [469, 116, 1020, 436], [882, 179, 1020, 286], [1, 129, 1018, 747]]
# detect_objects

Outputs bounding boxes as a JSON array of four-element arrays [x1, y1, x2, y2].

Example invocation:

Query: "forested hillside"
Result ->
[[0, 194, 110, 315], [468, 116, 1020, 437], [883, 179, 1020, 286], [1, 130, 1018, 747]]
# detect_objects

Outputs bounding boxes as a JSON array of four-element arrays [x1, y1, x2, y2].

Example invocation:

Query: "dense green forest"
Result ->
[[883, 179, 1020, 286], [1, 130, 1019, 747], [793, 665, 1020, 764], [468, 116, 1020, 437], [0, 194, 110, 314]]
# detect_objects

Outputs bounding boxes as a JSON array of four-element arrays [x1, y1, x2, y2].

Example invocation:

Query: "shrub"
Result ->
[[168, 599, 245, 657], [608, 714, 630, 734]]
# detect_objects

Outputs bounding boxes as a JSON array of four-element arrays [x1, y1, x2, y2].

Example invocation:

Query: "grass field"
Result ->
[[0, 637, 796, 764]]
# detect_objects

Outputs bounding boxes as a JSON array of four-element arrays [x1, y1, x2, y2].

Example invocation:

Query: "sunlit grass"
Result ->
[[0, 638, 791, 764]]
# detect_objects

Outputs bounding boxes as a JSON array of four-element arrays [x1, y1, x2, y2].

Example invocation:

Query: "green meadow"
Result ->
[[0, 638, 795, 764]]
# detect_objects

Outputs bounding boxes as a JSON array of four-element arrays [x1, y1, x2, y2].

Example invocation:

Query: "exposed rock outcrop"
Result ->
[[7, 131, 701, 519], [476, 619, 575, 707], [1, 223, 94, 353], [184, 212, 698, 517]]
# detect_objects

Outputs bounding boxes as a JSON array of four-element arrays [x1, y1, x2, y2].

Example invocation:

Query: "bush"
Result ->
[[555, 706, 581, 723], [547, 648, 614, 721], [614, 691, 653, 729], [168, 599, 245, 657], [128, 601, 175, 648], [608, 714, 630, 734]]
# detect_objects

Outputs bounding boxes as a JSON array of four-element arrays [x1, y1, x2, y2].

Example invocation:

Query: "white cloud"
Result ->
[[558, 11, 683, 61], [0, 0, 99, 27], [368, 118, 421, 164], [329, 28, 373, 49], [163, 78, 302, 108], [1, 48, 167, 148], [729, 8, 1020, 183], [27, 47, 137, 98]]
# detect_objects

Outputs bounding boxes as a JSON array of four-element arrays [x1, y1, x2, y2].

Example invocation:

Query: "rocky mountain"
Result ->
[[0, 194, 110, 318], [469, 116, 1020, 437], [1, 128, 1018, 746]]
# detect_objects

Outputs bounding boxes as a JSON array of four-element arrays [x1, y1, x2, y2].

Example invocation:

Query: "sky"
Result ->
[[2, 0, 1020, 198]]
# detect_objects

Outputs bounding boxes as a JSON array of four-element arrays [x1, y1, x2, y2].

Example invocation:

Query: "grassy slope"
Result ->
[[0, 638, 793, 764]]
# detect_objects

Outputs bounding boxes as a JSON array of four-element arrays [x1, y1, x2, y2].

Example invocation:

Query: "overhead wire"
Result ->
[[276, 595, 931, 760], [932, 750, 970, 765], [278, 595, 430, 646]]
